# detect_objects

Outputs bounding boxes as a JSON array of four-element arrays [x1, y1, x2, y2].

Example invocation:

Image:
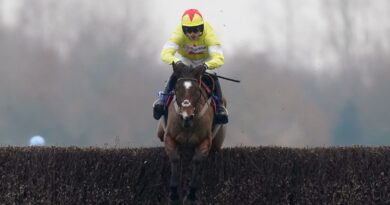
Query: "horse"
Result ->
[[156, 63, 226, 204]]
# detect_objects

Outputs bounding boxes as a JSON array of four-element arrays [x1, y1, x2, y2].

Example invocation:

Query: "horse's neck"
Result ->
[[198, 87, 210, 105], [194, 88, 212, 118]]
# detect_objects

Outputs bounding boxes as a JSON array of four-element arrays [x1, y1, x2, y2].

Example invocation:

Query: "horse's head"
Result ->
[[172, 63, 206, 128]]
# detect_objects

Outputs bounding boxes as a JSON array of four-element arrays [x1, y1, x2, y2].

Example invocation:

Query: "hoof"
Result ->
[[183, 196, 199, 205]]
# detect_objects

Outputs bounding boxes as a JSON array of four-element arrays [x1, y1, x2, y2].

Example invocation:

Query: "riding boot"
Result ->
[[153, 74, 177, 120], [213, 77, 229, 124]]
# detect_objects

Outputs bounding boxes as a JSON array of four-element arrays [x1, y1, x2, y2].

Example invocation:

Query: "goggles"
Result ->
[[182, 25, 204, 34]]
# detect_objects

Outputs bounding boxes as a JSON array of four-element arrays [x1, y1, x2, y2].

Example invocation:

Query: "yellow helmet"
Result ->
[[181, 9, 204, 27]]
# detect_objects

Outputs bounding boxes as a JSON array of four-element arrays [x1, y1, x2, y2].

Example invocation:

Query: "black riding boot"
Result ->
[[213, 77, 228, 124], [153, 74, 177, 120]]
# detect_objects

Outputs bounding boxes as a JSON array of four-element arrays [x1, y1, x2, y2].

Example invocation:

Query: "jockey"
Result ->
[[153, 8, 228, 124]]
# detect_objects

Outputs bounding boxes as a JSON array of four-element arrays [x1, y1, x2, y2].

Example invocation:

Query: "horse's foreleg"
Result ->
[[157, 119, 165, 142], [185, 137, 210, 203], [165, 135, 180, 202]]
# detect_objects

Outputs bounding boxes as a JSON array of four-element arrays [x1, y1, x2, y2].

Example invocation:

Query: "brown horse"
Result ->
[[157, 64, 226, 204]]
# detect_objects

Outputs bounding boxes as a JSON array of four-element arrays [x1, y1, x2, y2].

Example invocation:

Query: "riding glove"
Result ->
[[195, 63, 208, 73], [172, 61, 186, 70]]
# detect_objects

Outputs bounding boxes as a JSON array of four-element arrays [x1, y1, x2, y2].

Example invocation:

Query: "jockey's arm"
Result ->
[[161, 41, 181, 65], [204, 23, 224, 70], [161, 25, 183, 65], [205, 45, 224, 69]]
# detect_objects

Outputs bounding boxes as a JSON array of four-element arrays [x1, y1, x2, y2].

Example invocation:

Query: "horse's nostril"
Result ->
[[181, 115, 192, 121], [181, 111, 194, 121]]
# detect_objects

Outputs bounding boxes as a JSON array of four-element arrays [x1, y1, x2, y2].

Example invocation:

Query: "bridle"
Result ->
[[172, 77, 212, 119]]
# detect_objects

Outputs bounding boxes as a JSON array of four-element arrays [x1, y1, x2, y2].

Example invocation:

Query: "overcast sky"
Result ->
[[3, 0, 389, 75], [147, 0, 390, 75]]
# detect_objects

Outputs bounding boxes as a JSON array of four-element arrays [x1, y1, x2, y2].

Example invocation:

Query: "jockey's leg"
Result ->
[[213, 76, 229, 124], [153, 73, 177, 120]]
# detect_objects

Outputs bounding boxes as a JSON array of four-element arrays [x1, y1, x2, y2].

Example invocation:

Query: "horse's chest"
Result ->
[[175, 133, 203, 145]]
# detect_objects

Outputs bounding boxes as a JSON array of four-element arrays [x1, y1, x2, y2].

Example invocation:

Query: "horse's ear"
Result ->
[[172, 61, 187, 76]]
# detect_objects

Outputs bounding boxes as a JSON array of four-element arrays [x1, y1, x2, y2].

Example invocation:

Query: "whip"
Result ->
[[208, 72, 241, 83]]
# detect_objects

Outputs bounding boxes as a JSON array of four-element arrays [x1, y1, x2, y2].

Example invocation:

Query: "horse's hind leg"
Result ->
[[211, 125, 226, 152]]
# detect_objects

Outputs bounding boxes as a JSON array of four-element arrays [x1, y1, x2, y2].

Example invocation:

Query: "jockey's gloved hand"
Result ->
[[195, 63, 208, 74], [172, 61, 186, 71]]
